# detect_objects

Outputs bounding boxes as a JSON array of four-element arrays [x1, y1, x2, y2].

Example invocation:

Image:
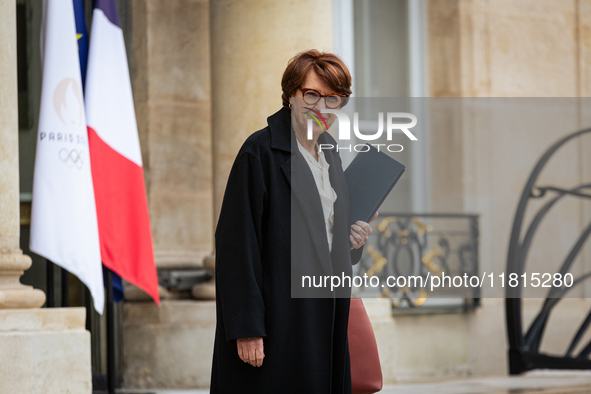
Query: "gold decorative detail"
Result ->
[[421, 245, 443, 276], [365, 245, 388, 277], [377, 216, 397, 238], [411, 217, 429, 235], [409, 288, 428, 307]]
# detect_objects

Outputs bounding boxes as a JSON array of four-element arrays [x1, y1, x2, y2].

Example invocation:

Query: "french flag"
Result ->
[[85, 0, 160, 305]]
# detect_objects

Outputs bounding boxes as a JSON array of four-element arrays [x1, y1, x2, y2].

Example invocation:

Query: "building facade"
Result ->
[[2, 0, 591, 391]]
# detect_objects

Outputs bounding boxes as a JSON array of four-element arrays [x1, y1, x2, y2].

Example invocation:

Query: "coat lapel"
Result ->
[[268, 107, 333, 276], [283, 151, 333, 277], [321, 136, 349, 265]]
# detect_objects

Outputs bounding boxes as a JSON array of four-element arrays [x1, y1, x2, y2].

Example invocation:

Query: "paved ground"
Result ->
[[117, 370, 591, 394], [379, 371, 591, 393]]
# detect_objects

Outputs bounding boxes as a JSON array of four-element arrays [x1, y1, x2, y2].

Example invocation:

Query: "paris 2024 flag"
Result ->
[[85, 0, 160, 305], [30, 0, 104, 314]]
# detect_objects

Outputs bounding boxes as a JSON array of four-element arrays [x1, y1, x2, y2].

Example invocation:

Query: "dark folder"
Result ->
[[344, 144, 405, 227]]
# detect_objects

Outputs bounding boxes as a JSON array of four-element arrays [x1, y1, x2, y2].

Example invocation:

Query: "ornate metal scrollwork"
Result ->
[[506, 128, 591, 374], [354, 213, 480, 309]]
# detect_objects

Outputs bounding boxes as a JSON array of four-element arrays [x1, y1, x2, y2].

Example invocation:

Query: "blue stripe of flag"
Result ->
[[73, 0, 89, 87], [95, 0, 121, 27]]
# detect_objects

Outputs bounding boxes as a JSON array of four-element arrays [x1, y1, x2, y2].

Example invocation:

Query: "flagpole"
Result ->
[[105, 267, 116, 394], [61, 268, 69, 307], [46, 260, 54, 307]]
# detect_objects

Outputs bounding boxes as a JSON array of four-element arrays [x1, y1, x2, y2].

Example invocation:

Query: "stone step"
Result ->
[[117, 371, 591, 394]]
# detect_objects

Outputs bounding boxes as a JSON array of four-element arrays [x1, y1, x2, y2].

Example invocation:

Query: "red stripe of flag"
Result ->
[[88, 126, 160, 305]]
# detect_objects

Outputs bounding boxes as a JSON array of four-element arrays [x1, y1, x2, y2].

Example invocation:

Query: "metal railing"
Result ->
[[353, 212, 480, 311]]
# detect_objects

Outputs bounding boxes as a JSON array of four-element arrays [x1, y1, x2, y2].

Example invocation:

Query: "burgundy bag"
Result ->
[[348, 298, 383, 394]]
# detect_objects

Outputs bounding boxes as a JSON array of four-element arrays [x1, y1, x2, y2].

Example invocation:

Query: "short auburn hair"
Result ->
[[281, 50, 352, 108]]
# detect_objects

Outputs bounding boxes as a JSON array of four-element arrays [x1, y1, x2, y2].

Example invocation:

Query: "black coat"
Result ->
[[210, 107, 363, 393]]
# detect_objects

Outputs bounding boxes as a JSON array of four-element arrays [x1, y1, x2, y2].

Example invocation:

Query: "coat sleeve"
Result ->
[[215, 151, 267, 342], [350, 245, 364, 266]]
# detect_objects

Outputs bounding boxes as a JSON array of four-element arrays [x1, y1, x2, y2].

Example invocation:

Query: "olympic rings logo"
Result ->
[[59, 148, 84, 169]]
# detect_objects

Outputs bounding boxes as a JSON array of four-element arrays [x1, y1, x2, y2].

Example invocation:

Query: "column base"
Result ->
[[0, 307, 91, 393], [123, 300, 216, 389], [0, 251, 45, 308], [0, 286, 46, 309]]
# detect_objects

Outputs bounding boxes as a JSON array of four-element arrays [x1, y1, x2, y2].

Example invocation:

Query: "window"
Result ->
[[333, 0, 430, 213]]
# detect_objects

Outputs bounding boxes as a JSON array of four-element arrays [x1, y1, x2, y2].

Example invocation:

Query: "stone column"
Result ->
[[0, 0, 45, 309], [0, 1, 91, 392], [131, 0, 214, 269], [211, 0, 334, 224], [124, 0, 216, 387]]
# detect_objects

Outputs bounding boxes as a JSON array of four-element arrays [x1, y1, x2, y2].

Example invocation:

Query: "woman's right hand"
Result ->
[[237, 337, 265, 367]]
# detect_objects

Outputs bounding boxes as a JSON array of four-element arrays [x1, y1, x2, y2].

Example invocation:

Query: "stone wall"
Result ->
[[426, 0, 591, 378]]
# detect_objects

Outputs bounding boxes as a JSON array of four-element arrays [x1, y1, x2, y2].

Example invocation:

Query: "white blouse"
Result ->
[[296, 138, 338, 252]]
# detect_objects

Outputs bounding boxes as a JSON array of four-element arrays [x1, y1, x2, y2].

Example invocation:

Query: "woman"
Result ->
[[211, 50, 376, 393]]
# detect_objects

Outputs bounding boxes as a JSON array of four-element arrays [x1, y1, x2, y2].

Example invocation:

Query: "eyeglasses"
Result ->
[[299, 88, 345, 109]]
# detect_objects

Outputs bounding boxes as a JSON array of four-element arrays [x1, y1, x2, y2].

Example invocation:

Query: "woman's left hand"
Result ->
[[350, 211, 379, 249]]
